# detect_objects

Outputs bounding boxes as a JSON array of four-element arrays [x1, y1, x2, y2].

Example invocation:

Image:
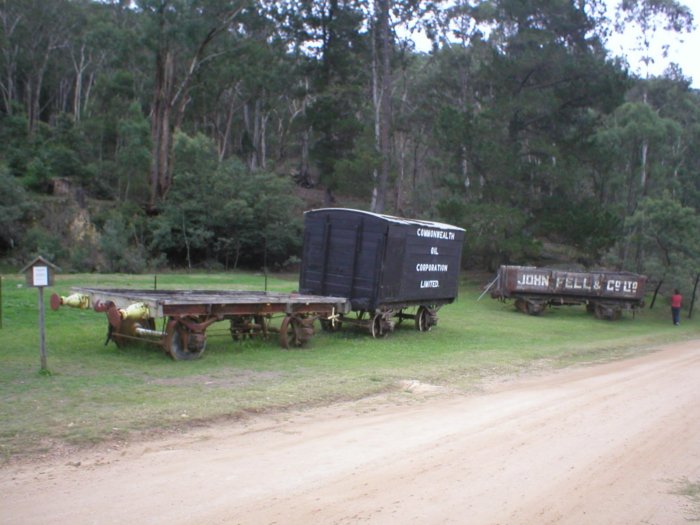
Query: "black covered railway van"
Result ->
[[299, 208, 465, 336], [489, 265, 647, 320]]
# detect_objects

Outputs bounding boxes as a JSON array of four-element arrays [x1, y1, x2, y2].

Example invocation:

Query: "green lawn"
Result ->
[[1, 271, 698, 462]]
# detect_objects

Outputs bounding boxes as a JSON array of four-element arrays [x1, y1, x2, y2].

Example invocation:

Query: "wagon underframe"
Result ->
[[321, 300, 452, 337], [51, 288, 350, 360], [508, 293, 642, 320]]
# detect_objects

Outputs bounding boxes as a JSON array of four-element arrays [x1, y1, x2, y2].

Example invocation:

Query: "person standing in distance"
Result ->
[[671, 289, 683, 326]]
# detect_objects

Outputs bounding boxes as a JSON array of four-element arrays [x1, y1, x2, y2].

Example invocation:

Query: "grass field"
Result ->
[[1, 270, 698, 463]]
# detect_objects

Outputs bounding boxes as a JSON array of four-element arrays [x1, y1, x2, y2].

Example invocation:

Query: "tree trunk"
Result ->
[[649, 278, 663, 309], [218, 85, 240, 161], [147, 5, 244, 210], [260, 110, 268, 169], [372, 0, 392, 213], [395, 131, 407, 214], [689, 273, 699, 319], [28, 61, 46, 133], [370, 9, 380, 212], [82, 70, 95, 117], [27, 28, 61, 133], [0, 55, 15, 115], [72, 42, 89, 122], [300, 128, 310, 184], [182, 214, 192, 271], [640, 139, 648, 195], [252, 98, 261, 169], [243, 101, 256, 170], [149, 48, 175, 210], [0, 5, 22, 115]]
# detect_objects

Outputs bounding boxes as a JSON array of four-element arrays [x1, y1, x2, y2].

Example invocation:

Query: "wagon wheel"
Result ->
[[109, 319, 133, 348], [526, 301, 543, 316], [415, 306, 432, 332], [110, 318, 155, 348], [594, 303, 613, 320], [279, 315, 302, 349], [229, 316, 248, 341], [594, 304, 608, 320], [230, 315, 268, 341], [165, 320, 206, 360], [255, 315, 269, 338], [370, 313, 387, 338], [594, 304, 621, 321]]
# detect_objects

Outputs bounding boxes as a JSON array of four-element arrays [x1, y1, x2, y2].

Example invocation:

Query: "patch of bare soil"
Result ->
[[2, 340, 700, 525]]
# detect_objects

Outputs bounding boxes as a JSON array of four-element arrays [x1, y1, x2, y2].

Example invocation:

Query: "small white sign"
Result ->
[[33, 266, 49, 287]]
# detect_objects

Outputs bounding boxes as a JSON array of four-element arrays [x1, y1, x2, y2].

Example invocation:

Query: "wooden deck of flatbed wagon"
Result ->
[[72, 287, 350, 318], [54, 287, 351, 360]]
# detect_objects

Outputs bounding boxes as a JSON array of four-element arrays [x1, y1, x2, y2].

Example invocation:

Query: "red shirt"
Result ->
[[671, 294, 682, 308]]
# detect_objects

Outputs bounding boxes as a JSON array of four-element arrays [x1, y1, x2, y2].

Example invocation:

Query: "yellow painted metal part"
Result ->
[[60, 293, 90, 309], [118, 302, 150, 321]]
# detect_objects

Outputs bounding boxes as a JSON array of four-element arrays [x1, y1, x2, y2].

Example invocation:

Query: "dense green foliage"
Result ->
[[2, 271, 698, 460], [0, 0, 698, 290]]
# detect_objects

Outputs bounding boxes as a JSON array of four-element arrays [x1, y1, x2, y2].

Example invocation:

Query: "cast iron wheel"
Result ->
[[230, 315, 267, 341], [415, 306, 432, 332], [594, 304, 621, 321], [109, 319, 132, 348], [229, 316, 247, 341], [370, 313, 386, 338], [166, 322, 206, 360], [594, 303, 609, 320], [526, 301, 543, 316], [110, 318, 155, 348], [279, 315, 302, 349], [254, 315, 268, 337]]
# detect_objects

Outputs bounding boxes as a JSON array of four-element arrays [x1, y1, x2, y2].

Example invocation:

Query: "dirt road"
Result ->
[[2, 341, 700, 525]]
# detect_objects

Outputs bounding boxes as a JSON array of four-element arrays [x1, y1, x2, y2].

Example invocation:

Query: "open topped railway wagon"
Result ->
[[51, 288, 350, 360], [489, 265, 647, 320], [299, 208, 465, 336]]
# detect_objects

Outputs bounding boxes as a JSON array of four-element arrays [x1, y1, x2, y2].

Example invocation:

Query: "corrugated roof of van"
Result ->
[[305, 208, 466, 232]]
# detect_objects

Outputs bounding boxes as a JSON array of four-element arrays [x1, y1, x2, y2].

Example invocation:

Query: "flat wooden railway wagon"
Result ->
[[299, 208, 465, 336], [51, 288, 350, 360], [489, 265, 647, 320]]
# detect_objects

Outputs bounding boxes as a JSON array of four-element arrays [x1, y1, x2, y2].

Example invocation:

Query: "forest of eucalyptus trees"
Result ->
[[0, 0, 699, 291]]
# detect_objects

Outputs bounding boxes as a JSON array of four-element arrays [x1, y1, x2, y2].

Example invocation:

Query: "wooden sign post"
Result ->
[[20, 256, 59, 373]]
